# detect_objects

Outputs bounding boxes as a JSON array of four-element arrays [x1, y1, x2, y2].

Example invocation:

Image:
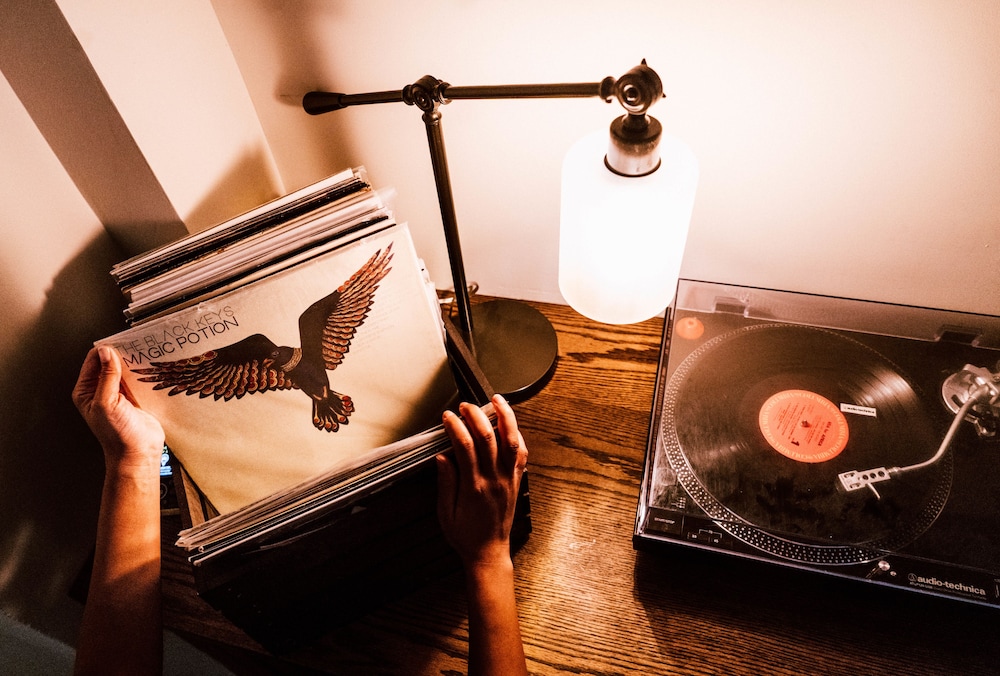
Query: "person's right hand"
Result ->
[[436, 394, 528, 570], [72, 346, 164, 471], [437, 394, 529, 676]]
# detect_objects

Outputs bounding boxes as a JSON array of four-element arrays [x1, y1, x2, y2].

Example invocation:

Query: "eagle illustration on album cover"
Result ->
[[131, 245, 394, 433]]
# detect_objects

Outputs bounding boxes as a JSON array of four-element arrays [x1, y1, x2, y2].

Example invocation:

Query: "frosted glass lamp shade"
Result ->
[[559, 130, 699, 325]]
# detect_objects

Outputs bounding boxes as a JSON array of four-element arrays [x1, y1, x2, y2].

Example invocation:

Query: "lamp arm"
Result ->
[[302, 89, 404, 114], [301, 64, 659, 337], [421, 105, 473, 333], [303, 76, 615, 335], [302, 78, 615, 115]]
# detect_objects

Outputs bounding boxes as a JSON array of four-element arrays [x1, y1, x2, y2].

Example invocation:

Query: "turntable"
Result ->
[[634, 280, 1000, 606]]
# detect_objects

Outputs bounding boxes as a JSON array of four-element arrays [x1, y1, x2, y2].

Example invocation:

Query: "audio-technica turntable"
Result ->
[[634, 280, 1000, 606]]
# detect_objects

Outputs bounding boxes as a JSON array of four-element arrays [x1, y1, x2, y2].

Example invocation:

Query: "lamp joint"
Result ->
[[402, 75, 450, 113], [605, 60, 666, 177], [612, 59, 663, 114]]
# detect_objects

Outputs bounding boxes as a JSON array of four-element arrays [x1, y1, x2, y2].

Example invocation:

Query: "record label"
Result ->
[[758, 390, 849, 463]]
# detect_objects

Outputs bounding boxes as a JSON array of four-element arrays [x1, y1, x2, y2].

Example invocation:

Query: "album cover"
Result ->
[[634, 279, 1000, 606], [98, 223, 457, 520]]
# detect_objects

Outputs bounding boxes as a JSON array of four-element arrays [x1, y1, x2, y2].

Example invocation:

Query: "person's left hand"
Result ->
[[72, 346, 164, 472]]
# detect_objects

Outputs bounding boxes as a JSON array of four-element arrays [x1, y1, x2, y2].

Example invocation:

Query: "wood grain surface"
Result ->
[[161, 300, 1000, 675]]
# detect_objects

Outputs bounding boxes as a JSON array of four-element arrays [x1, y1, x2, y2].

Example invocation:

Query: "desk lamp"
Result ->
[[303, 61, 698, 396]]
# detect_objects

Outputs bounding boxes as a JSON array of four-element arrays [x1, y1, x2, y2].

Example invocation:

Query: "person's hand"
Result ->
[[437, 394, 529, 675], [72, 346, 164, 472], [72, 346, 165, 676], [436, 394, 528, 570]]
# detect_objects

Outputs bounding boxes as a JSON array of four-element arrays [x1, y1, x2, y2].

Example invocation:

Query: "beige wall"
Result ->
[[214, 0, 1000, 315], [56, 0, 283, 238], [1, 0, 998, 641]]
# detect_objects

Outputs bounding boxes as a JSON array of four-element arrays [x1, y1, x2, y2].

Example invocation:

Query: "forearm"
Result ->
[[75, 457, 162, 676], [465, 557, 527, 676]]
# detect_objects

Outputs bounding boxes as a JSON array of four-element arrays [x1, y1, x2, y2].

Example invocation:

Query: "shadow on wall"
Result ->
[[183, 144, 284, 235], [0, 140, 319, 644], [212, 0, 361, 187], [0, 233, 128, 643]]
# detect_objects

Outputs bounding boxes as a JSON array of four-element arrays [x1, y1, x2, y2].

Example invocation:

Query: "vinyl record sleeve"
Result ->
[[99, 223, 457, 516]]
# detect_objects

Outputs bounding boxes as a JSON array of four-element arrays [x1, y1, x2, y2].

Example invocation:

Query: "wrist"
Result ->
[[104, 445, 162, 480], [464, 551, 515, 586]]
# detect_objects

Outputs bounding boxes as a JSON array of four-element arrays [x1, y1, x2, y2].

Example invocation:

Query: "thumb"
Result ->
[[94, 346, 123, 408]]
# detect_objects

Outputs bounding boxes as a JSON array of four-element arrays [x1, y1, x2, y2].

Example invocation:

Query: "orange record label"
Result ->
[[758, 390, 849, 463]]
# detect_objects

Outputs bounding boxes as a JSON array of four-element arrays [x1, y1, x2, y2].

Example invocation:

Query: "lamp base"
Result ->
[[464, 299, 558, 399]]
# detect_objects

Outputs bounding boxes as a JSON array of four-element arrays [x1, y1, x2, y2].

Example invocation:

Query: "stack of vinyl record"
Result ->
[[112, 167, 394, 325]]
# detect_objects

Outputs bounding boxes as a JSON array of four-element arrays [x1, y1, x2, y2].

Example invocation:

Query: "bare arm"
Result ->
[[437, 394, 529, 676], [72, 346, 164, 676]]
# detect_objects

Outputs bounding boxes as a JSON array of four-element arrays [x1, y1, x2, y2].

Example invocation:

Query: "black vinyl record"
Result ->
[[661, 322, 952, 564]]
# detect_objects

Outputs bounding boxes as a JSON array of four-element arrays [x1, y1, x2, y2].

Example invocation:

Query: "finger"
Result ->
[[460, 401, 500, 476], [94, 346, 123, 410], [492, 394, 527, 475], [514, 431, 528, 474], [72, 348, 102, 411], [443, 408, 477, 481]]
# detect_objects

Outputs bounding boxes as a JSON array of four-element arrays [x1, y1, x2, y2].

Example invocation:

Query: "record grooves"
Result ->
[[660, 323, 953, 565]]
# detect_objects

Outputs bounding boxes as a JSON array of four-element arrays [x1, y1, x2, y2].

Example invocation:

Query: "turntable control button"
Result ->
[[675, 316, 705, 340], [689, 528, 724, 545]]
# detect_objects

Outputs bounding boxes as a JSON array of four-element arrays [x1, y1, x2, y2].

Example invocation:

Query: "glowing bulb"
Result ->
[[559, 129, 698, 324]]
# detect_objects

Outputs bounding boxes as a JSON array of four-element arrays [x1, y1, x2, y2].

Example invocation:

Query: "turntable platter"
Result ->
[[661, 323, 952, 563]]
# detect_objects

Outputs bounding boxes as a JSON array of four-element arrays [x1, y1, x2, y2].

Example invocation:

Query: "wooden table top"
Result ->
[[161, 299, 1000, 675]]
